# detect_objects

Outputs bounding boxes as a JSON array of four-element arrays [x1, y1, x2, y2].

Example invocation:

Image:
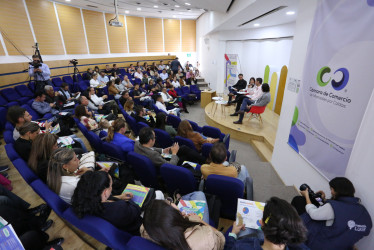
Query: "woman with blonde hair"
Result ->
[[106, 118, 134, 154], [124, 99, 135, 116], [177, 120, 219, 152]]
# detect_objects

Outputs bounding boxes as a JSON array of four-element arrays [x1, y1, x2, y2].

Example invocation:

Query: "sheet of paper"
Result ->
[[178, 199, 206, 220], [236, 198, 265, 229], [0, 224, 25, 249], [182, 161, 198, 169]]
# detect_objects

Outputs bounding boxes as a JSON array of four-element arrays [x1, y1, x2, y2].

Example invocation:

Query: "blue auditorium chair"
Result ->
[[102, 141, 127, 162], [152, 104, 166, 115], [127, 151, 159, 188], [5, 144, 20, 162], [124, 115, 139, 136], [15, 85, 34, 98], [188, 120, 202, 133], [0, 107, 7, 131], [11, 158, 39, 184], [201, 143, 231, 161], [21, 104, 52, 121], [52, 77, 63, 88], [126, 236, 166, 249], [160, 163, 197, 195], [28, 81, 36, 92], [205, 174, 244, 220], [73, 73, 83, 82], [174, 136, 198, 152], [167, 114, 181, 129], [0, 94, 20, 108], [78, 80, 89, 92], [0, 88, 30, 105], [30, 179, 69, 217], [190, 84, 201, 100], [3, 130, 14, 144], [137, 121, 149, 132], [202, 125, 222, 139], [154, 128, 173, 148], [86, 131, 105, 154]]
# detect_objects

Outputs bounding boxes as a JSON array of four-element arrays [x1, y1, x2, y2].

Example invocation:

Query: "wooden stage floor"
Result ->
[[205, 101, 279, 162]]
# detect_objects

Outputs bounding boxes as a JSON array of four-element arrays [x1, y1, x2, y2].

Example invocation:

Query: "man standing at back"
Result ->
[[170, 57, 183, 75]]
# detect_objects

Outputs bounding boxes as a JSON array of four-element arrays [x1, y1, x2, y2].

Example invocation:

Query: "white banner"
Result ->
[[288, 0, 374, 179], [224, 54, 238, 87]]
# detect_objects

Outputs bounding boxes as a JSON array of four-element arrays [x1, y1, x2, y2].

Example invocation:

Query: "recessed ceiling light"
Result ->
[[254, 23, 260, 27], [172, 15, 176, 18], [137, 7, 141, 11], [65, 0, 71, 2], [185, 2, 191, 5], [175, 5, 180, 7], [125, 10, 129, 14], [178, 12, 183, 14], [154, 5, 158, 8], [286, 11, 295, 15]]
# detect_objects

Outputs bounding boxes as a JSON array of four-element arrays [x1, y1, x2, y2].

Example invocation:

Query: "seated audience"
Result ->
[[155, 112, 177, 138], [135, 127, 205, 168], [134, 68, 143, 79], [160, 87, 174, 104], [71, 171, 142, 235], [122, 75, 133, 89], [133, 83, 154, 109], [86, 87, 120, 116], [0, 185, 64, 249], [186, 71, 198, 85], [124, 99, 135, 116], [155, 78, 165, 90], [155, 95, 180, 117], [142, 73, 150, 85], [233, 83, 270, 124], [291, 177, 372, 249], [141, 198, 224, 249], [32, 91, 59, 115], [119, 90, 132, 107], [132, 105, 155, 127], [158, 60, 166, 70], [59, 82, 80, 104], [114, 78, 126, 92], [104, 64, 112, 74], [47, 147, 92, 203], [98, 71, 109, 85], [28, 133, 59, 182], [7, 106, 52, 140], [111, 64, 120, 75], [160, 69, 168, 81], [229, 77, 262, 113], [90, 72, 100, 88], [75, 105, 98, 131], [172, 75, 180, 88], [225, 197, 307, 250], [168, 86, 189, 113], [14, 122, 40, 161], [128, 64, 135, 74], [227, 73, 247, 103], [107, 80, 121, 99], [177, 120, 219, 152], [94, 66, 100, 74], [106, 118, 135, 154]]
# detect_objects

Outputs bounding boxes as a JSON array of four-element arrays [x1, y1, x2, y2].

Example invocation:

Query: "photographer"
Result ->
[[28, 55, 51, 93], [292, 177, 372, 249]]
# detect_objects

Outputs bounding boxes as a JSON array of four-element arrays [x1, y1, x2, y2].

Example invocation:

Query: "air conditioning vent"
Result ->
[[238, 6, 287, 27], [86, 5, 98, 8]]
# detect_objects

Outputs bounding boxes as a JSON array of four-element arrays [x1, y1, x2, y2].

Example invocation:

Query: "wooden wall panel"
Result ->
[[0, 55, 176, 88], [145, 18, 163, 52], [82, 10, 108, 54], [105, 14, 128, 53], [164, 19, 180, 52], [56, 4, 87, 54], [181, 20, 196, 52], [0, 42, 5, 56], [126, 16, 146, 53], [0, 0, 34, 55], [26, 0, 64, 55]]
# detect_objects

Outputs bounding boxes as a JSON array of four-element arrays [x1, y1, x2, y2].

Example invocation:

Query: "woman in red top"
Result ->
[[168, 86, 189, 113]]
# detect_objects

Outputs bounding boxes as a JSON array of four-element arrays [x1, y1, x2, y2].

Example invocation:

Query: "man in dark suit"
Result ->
[[170, 57, 184, 75], [227, 74, 247, 104]]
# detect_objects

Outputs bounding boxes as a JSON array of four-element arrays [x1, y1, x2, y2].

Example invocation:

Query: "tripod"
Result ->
[[72, 64, 81, 82]]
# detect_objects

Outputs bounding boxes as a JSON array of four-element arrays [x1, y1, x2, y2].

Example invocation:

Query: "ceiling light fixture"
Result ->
[[125, 10, 129, 14], [65, 0, 71, 2], [175, 5, 180, 7], [154, 5, 158, 8], [173, 15, 176, 18], [185, 3, 191, 6], [254, 23, 260, 27], [178, 12, 183, 14], [137, 7, 141, 11], [286, 11, 295, 15]]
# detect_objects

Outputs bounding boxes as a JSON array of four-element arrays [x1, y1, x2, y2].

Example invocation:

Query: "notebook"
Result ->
[[236, 199, 266, 229], [177, 199, 206, 220], [122, 184, 150, 207]]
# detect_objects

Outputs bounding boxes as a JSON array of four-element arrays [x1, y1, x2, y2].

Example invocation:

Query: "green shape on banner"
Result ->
[[187, 53, 191, 57], [264, 65, 270, 84], [292, 106, 298, 126], [317, 66, 331, 87]]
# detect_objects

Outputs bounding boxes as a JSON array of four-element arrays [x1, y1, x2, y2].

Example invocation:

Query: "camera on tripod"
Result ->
[[29, 61, 42, 69], [70, 59, 78, 66]]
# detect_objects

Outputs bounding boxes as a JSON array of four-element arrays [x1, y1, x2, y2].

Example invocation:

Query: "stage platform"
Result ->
[[205, 101, 279, 162]]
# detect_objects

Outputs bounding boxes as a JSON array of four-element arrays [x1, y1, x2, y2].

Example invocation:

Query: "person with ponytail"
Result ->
[[71, 171, 142, 235], [106, 118, 134, 154]]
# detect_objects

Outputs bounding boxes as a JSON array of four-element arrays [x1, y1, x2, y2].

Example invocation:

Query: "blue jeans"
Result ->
[[238, 99, 254, 122], [181, 191, 210, 224], [228, 86, 238, 102], [142, 98, 154, 109]]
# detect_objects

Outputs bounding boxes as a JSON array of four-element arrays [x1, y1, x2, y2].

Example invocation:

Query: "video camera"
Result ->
[[29, 60, 42, 69], [300, 183, 324, 206], [70, 59, 78, 66]]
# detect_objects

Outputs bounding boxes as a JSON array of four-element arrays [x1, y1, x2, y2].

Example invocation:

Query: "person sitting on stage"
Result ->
[[225, 197, 308, 250], [177, 120, 219, 152], [230, 77, 262, 115], [132, 105, 155, 128], [233, 83, 270, 124], [227, 73, 247, 104], [291, 177, 372, 249]]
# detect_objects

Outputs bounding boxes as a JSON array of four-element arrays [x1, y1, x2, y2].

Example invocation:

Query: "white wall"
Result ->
[[271, 0, 374, 247]]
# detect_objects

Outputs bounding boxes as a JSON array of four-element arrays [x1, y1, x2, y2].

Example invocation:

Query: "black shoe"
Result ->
[[230, 113, 238, 116], [39, 205, 52, 222], [233, 121, 243, 124], [46, 237, 64, 247], [237, 110, 245, 115], [185, 110, 189, 113], [28, 203, 48, 215], [41, 219, 53, 232]]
